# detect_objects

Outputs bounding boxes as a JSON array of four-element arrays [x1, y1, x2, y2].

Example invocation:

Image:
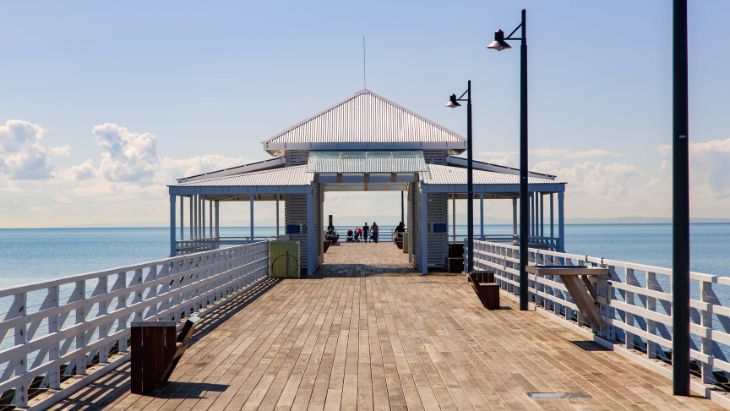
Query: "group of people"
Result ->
[[346, 222, 380, 243]]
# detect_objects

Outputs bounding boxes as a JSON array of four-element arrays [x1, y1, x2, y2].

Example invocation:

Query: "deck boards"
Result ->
[[52, 243, 722, 410]]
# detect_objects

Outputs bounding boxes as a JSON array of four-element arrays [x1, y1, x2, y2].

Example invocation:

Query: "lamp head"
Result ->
[[487, 29, 511, 51], [445, 94, 461, 108]]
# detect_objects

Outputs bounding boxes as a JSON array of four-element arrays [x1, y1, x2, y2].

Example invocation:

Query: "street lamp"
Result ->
[[672, 0, 690, 397], [446, 80, 474, 273], [488, 9, 529, 311]]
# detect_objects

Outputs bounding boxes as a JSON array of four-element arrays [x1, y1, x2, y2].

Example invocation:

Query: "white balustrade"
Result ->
[[0, 241, 268, 408], [473, 240, 730, 392]]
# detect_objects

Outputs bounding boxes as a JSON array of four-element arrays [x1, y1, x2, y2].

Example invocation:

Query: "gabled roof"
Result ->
[[262, 89, 466, 155]]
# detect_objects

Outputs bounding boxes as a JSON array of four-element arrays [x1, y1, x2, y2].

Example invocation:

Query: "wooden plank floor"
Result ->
[[52, 243, 722, 410]]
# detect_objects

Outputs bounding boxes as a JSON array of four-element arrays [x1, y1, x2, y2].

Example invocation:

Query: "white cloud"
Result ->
[[93, 123, 158, 182], [0, 120, 54, 180]]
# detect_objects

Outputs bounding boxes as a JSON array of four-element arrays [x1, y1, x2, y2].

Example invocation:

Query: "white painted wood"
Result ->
[[0, 242, 268, 408], [472, 239, 730, 391]]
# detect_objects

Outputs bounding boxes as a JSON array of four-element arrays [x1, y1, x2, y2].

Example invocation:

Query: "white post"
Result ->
[[180, 197, 184, 241], [306, 190, 315, 275], [537, 193, 545, 237], [276, 195, 280, 238], [215, 200, 220, 239], [209, 200, 213, 238], [201, 198, 206, 239], [550, 193, 554, 248], [479, 193, 484, 240], [512, 198, 518, 240], [169, 194, 176, 256], [249, 194, 255, 241], [558, 191, 565, 252], [189, 196, 193, 240], [451, 195, 456, 242], [420, 191, 428, 274]]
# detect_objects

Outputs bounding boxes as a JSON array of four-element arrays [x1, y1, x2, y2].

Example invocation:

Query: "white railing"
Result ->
[[473, 240, 730, 397], [0, 241, 269, 408]]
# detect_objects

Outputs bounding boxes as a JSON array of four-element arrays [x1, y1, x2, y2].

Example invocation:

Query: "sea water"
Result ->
[[0, 224, 728, 290]]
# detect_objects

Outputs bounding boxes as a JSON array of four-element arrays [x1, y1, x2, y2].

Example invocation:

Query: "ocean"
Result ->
[[0, 224, 728, 290]]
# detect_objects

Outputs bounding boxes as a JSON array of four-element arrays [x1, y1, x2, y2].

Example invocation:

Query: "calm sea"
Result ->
[[0, 224, 728, 290]]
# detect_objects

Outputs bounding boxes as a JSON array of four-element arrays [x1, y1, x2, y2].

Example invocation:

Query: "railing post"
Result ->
[[71, 280, 87, 375], [646, 271, 659, 359], [45, 285, 61, 390], [624, 269, 636, 351], [701, 280, 713, 384]]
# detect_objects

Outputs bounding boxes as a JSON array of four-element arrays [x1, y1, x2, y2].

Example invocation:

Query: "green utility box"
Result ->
[[269, 241, 300, 278], [402, 232, 409, 253]]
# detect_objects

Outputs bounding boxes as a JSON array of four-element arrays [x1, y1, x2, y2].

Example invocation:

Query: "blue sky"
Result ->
[[1, 1, 729, 227]]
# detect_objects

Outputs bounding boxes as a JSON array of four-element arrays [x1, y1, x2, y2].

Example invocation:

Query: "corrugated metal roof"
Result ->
[[174, 165, 313, 187], [445, 156, 557, 180], [421, 164, 564, 186], [307, 150, 428, 173], [262, 89, 466, 155], [177, 157, 285, 183]]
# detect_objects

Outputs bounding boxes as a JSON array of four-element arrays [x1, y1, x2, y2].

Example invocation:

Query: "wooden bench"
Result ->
[[131, 316, 199, 394], [467, 271, 500, 310]]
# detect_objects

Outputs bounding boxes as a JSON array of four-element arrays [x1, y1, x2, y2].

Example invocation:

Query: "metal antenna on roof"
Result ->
[[362, 35, 367, 89]]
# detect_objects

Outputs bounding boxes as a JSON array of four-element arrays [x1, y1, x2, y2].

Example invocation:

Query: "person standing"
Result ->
[[363, 222, 369, 243], [371, 222, 379, 243]]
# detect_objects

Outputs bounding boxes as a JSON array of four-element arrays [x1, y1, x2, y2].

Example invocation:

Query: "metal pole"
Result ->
[[466, 80, 474, 273], [672, 0, 690, 396], [518, 8, 529, 310]]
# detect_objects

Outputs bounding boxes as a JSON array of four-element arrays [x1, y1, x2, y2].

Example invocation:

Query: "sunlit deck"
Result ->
[[52, 243, 719, 410]]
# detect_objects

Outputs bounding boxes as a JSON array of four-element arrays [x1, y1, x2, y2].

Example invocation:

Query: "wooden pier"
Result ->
[[52, 244, 720, 410]]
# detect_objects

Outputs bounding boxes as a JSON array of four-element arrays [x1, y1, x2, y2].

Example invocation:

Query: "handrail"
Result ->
[[0, 242, 269, 408], [473, 240, 730, 396]]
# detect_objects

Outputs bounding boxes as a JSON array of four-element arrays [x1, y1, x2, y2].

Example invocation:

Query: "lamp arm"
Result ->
[[457, 89, 469, 100], [505, 23, 523, 40]]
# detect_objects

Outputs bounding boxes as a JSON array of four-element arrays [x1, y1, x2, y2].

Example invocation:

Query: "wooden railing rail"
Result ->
[[0, 242, 268, 408], [473, 240, 730, 395]]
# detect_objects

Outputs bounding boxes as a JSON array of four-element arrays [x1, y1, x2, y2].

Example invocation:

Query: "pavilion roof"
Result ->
[[262, 89, 466, 155]]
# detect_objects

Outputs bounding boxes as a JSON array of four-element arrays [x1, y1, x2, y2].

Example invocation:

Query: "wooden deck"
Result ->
[[52, 243, 721, 410]]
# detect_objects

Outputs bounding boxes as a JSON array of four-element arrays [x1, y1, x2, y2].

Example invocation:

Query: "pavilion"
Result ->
[[167, 89, 566, 275]]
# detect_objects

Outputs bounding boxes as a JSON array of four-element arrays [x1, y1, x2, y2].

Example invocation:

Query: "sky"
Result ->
[[1, 0, 729, 228]]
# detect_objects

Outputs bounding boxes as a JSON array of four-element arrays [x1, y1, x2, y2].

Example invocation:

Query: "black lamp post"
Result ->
[[488, 9, 529, 311], [672, 0, 690, 397], [446, 81, 474, 272]]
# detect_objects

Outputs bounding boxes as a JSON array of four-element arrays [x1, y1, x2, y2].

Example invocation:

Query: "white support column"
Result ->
[[215, 200, 220, 238], [201, 198, 206, 239], [558, 191, 565, 252], [550, 193, 554, 247], [420, 191, 428, 275], [451, 195, 456, 242], [189, 196, 193, 240], [479, 193, 484, 240], [180, 196, 184, 241], [249, 194, 255, 241], [209, 200, 213, 238], [169, 194, 176, 257], [537, 193, 545, 237], [306, 190, 315, 275], [276, 195, 280, 238], [512, 198, 518, 240]]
